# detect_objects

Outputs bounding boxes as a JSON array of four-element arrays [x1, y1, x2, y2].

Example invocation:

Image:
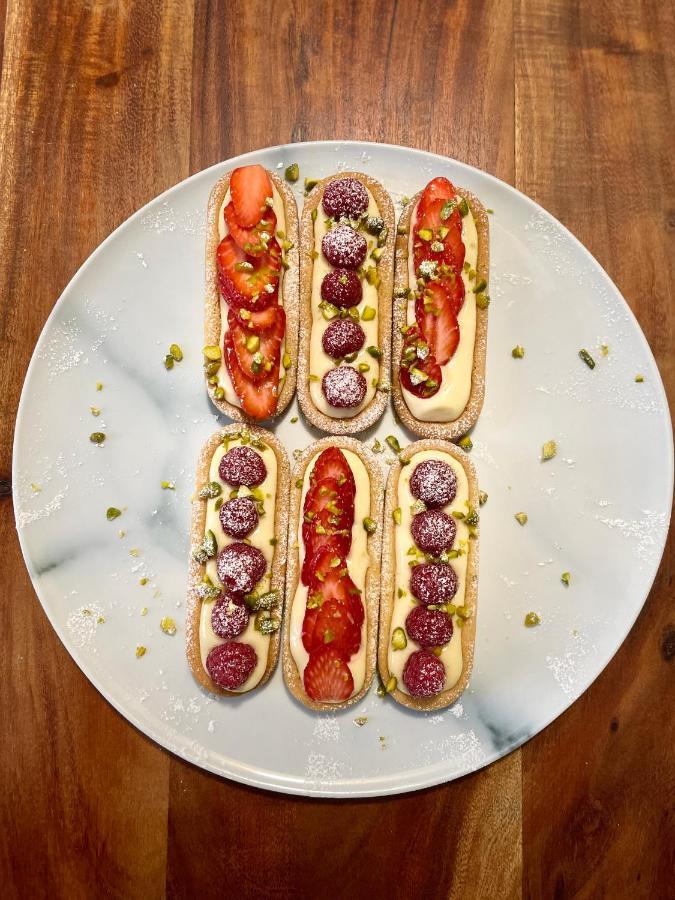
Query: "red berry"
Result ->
[[322, 177, 369, 220], [229, 165, 273, 228], [223, 332, 279, 421], [320, 269, 363, 308], [216, 235, 280, 311], [304, 645, 354, 702], [409, 459, 457, 508], [321, 318, 366, 359], [206, 641, 257, 690], [402, 649, 446, 698], [409, 563, 458, 606], [418, 177, 455, 212], [405, 605, 454, 649], [211, 595, 250, 639], [411, 510, 456, 555], [219, 446, 267, 487], [216, 542, 267, 595], [321, 225, 367, 269], [399, 324, 441, 399], [310, 447, 356, 497], [415, 282, 459, 367], [219, 496, 259, 539], [228, 305, 285, 383], [224, 201, 276, 256], [322, 366, 367, 409], [302, 598, 361, 659]]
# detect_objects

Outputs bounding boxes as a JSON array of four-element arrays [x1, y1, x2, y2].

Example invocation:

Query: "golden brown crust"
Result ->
[[391, 188, 489, 440], [282, 437, 384, 711], [185, 424, 290, 695], [204, 169, 299, 421], [296, 173, 394, 434], [377, 439, 479, 711]]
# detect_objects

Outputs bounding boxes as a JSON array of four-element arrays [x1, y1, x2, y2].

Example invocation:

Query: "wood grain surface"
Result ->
[[1, 1, 672, 897]]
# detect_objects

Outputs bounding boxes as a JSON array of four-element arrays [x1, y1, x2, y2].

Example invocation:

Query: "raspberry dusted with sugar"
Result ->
[[409, 459, 457, 509], [321, 366, 367, 409], [206, 641, 257, 690], [320, 269, 363, 308], [219, 496, 259, 539], [410, 562, 458, 606], [211, 594, 250, 639], [322, 177, 369, 220], [402, 649, 446, 698], [321, 319, 366, 359], [219, 445, 267, 487], [216, 542, 267, 595], [405, 605, 454, 649], [411, 510, 456, 556], [322, 225, 367, 269]]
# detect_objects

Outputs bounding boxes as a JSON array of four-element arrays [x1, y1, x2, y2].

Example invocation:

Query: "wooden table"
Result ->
[[1, 2, 673, 896]]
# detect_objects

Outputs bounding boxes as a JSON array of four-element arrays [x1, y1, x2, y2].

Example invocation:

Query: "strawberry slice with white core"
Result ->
[[224, 201, 276, 256], [303, 645, 354, 702]]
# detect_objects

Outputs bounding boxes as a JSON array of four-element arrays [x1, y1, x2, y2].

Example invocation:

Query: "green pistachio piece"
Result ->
[[304, 177, 319, 193], [524, 611, 541, 628], [365, 266, 381, 287], [204, 360, 220, 377], [458, 198, 469, 216], [371, 246, 384, 261], [391, 627, 407, 651], [285, 162, 299, 182], [234, 261, 254, 272], [366, 216, 384, 235], [203, 530, 217, 558], [164, 354, 174, 370], [512, 345, 525, 359], [361, 306, 376, 321], [106, 507, 122, 521], [213, 386, 225, 401], [311, 207, 318, 222], [514, 512, 528, 526], [203, 345, 221, 361], [561, 572, 571, 586], [440, 199, 457, 220], [366, 345, 382, 359], [385, 435, 401, 454], [418, 227, 433, 242], [90, 432, 106, 444], [635, 374, 644, 383], [479, 490, 488, 506], [198, 481, 222, 500], [392, 507, 402, 525], [362, 516, 377, 535], [385, 675, 397, 693], [579, 348, 595, 369], [283, 352, 292, 369], [475, 293, 490, 310], [169, 343, 183, 362], [473, 278, 487, 293], [542, 440, 557, 461], [377, 225, 389, 248], [245, 334, 260, 353], [458, 436, 473, 452], [319, 300, 339, 320]]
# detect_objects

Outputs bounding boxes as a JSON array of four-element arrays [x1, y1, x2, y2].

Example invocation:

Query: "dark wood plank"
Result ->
[[0, 1, 194, 896], [515, 1, 675, 897]]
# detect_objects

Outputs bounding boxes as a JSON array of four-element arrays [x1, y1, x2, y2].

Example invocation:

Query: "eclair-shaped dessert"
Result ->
[[186, 425, 289, 694], [204, 164, 299, 421], [378, 440, 479, 710], [392, 177, 489, 439], [283, 438, 383, 709], [297, 174, 394, 433]]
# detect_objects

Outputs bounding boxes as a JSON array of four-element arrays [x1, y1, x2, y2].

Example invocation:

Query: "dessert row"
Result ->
[[186, 426, 479, 712], [204, 167, 489, 440]]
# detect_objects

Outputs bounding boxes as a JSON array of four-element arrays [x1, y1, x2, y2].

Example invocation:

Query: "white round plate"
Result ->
[[14, 141, 673, 797]]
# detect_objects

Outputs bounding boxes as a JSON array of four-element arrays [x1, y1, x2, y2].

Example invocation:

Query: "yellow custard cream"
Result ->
[[199, 437, 278, 692], [387, 450, 471, 694], [308, 190, 381, 417], [216, 185, 288, 407], [402, 198, 478, 422], [289, 450, 371, 699]]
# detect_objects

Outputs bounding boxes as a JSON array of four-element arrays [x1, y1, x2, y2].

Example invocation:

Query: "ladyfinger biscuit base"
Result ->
[[378, 439, 479, 711], [186, 424, 290, 695], [391, 189, 489, 440], [204, 169, 300, 422], [282, 436, 384, 711], [297, 173, 394, 434]]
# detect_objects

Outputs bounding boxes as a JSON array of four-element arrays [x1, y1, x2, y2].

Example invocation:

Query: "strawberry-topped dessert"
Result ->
[[208, 164, 296, 421], [395, 176, 487, 430]]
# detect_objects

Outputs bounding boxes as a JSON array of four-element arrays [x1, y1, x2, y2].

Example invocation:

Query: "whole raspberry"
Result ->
[[206, 641, 257, 690], [405, 605, 454, 649], [402, 649, 446, 698], [219, 445, 267, 487], [219, 496, 259, 539], [411, 510, 456, 555], [409, 563, 458, 606], [409, 459, 457, 508], [322, 177, 369, 220], [321, 366, 367, 409], [321, 319, 366, 359], [322, 225, 367, 269], [320, 269, 363, 308], [216, 542, 267, 595]]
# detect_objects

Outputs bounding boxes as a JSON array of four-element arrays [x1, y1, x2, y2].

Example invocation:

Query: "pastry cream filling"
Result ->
[[308, 190, 381, 418], [216, 185, 288, 407], [199, 436, 278, 692], [402, 198, 479, 422], [387, 450, 471, 694], [289, 450, 371, 699]]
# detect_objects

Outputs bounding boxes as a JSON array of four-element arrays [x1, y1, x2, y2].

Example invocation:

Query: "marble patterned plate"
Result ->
[[13, 142, 673, 797]]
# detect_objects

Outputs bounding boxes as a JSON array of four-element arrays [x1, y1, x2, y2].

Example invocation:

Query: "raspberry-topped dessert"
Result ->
[[392, 176, 489, 439], [187, 426, 290, 695], [284, 440, 383, 708], [298, 173, 394, 433], [378, 442, 479, 709], [205, 164, 299, 421]]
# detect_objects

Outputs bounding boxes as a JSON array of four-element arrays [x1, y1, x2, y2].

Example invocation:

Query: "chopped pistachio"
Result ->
[[89, 432, 106, 445], [366, 345, 382, 360], [456, 605, 472, 619], [304, 177, 319, 193], [129, 548, 140, 557], [295, 478, 303, 489], [371, 247, 384, 261], [365, 266, 381, 287], [512, 345, 525, 359], [90, 406, 101, 417], [203, 345, 221, 361], [213, 386, 225, 401], [160, 616, 177, 636], [385, 675, 397, 694], [97, 616, 105, 624], [561, 571, 571, 586], [285, 162, 299, 182], [394, 287, 411, 299], [515, 512, 528, 526], [106, 507, 122, 521], [311, 207, 318, 222], [234, 260, 254, 272], [361, 306, 376, 321], [366, 216, 384, 235], [524, 611, 541, 628], [30, 483, 42, 493], [283, 352, 292, 369], [579, 348, 595, 369], [96, 382, 103, 391], [204, 360, 220, 377], [161, 481, 175, 490], [392, 507, 402, 525], [139, 577, 148, 586], [385, 435, 401, 454], [391, 627, 407, 651], [635, 374, 644, 383], [140, 607, 148, 616], [308, 374, 319, 382], [440, 199, 456, 220], [169, 343, 183, 362], [353, 716, 368, 727], [418, 227, 433, 242], [542, 440, 557, 461], [600, 344, 609, 357], [396, 224, 408, 235], [475, 293, 490, 310], [479, 490, 488, 506], [458, 198, 469, 217], [135, 645, 147, 658], [362, 516, 377, 535], [319, 300, 339, 320], [458, 436, 473, 452], [358, 362, 370, 373], [372, 439, 383, 453], [290, 416, 298, 424], [245, 334, 260, 353], [198, 481, 222, 500]]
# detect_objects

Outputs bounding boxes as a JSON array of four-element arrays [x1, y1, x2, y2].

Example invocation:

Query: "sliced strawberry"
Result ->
[[309, 448, 356, 499], [223, 331, 278, 420], [230, 165, 273, 228], [418, 176, 455, 212], [228, 306, 284, 383], [413, 198, 465, 274], [234, 305, 284, 333], [301, 519, 351, 586], [303, 599, 361, 658], [415, 282, 459, 366], [399, 324, 442, 399], [304, 646, 354, 702], [224, 202, 277, 256], [303, 477, 354, 531], [216, 235, 280, 311]]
